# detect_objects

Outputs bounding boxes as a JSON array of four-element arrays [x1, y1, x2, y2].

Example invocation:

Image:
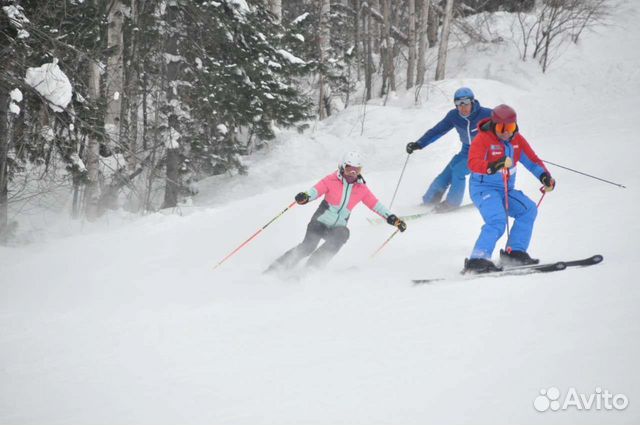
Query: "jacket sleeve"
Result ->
[[518, 136, 548, 179], [361, 186, 392, 218], [307, 174, 331, 201], [415, 111, 455, 148], [468, 133, 491, 174]]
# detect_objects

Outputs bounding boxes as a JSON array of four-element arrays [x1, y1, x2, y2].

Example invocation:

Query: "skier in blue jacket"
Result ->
[[406, 87, 492, 212]]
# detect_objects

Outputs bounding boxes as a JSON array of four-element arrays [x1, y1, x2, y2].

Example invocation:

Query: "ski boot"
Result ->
[[463, 258, 503, 274], [500, 249, 539, 266], [433, 202, 457, 213]]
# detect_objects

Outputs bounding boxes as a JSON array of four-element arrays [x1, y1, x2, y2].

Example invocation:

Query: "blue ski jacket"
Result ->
[[415, 100, 492, 152]]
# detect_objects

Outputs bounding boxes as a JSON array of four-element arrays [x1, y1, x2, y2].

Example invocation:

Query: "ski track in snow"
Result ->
[[1, 2, 640, 424]]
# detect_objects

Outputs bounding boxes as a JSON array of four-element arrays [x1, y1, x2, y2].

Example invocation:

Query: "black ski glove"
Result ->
[[406, 142, 421, 154], [487, 156, 513, 174], [387, 214, 407, 232], [295, 192, 310, 205], [539, 172, 556, 192]]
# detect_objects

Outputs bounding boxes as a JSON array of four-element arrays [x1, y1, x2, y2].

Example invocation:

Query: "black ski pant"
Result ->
[[269, 219, 350, 270]]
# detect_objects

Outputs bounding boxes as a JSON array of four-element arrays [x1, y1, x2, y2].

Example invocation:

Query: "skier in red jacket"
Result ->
[[464, 104, 556, 273]]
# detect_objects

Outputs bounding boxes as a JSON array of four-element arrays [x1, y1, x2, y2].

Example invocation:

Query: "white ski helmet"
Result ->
[[341, 151, 363, 169]]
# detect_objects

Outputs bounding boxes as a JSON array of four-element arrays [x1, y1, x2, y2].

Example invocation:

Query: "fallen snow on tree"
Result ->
[[277, 49, 306, 65], [2, 4, 30, 39], [25, 59, 73, 112]]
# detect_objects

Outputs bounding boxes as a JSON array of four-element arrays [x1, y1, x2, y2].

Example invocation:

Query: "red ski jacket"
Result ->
[[468, 118, 548, 190]]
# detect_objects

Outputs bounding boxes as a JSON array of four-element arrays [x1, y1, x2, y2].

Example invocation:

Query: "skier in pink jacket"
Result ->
[[266, 151, 407, 272]]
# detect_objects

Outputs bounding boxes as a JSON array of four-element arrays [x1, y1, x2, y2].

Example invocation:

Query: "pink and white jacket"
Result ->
[[307, 171, 392, 227]]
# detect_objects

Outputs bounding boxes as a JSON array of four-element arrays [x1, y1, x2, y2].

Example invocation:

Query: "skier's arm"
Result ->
[[362, 189, 406, 231], [307, 175, 331, 201], [361, 188, 392, 218], [518, 136, 548, 179], [415, 112, 455, 149], [467, 135, 492, 174]]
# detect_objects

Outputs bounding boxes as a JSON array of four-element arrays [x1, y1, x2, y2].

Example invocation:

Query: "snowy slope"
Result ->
[[1, 2, 639, 424]]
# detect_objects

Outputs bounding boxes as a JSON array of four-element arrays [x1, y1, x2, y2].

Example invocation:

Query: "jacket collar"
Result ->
[[336, 170, 365, 184]]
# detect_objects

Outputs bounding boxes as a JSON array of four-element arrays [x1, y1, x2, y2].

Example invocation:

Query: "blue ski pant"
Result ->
[[422, 151, 469, 207], [469, 188, 538, 259]]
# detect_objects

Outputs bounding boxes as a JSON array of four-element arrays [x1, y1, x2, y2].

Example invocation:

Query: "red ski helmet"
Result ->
[[491, 104, 517, 124]]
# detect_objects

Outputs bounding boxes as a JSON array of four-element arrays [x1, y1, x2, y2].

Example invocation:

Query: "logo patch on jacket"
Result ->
[[490, 145, 501, 150]]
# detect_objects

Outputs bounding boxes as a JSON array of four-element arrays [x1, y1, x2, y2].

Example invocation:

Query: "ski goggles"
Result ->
[[454, 97, 473, 106], [495, 122, 517, 134], [343, 164, 362, 175]]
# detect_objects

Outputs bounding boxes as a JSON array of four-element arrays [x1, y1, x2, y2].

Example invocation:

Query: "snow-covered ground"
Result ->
[[1, 2, 639, 424]]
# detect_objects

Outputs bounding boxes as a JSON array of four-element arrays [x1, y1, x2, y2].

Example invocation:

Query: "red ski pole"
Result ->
[[370, 228, 400, 258], [502, 168, 511, 249], [214, 201, 296, 269], [536, 186, 546, 208]]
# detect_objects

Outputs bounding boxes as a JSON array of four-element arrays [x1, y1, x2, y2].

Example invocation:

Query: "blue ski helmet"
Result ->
[[454, 87, 474, 100]]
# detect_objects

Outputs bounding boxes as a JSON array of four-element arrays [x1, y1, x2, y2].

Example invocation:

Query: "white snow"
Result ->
[[24, 59, 72, 112], [1, 3, 640, 425], [10, 88, 23, 103], [3, 5, 30, 39], [163, 53, 184, 64], [292, 12, 309, 25], [166, 127, 181, 149], [217, 123, 229, 134], [9, 88, 22, 114], [9, 102, 20, 115], [277, 49, 306, 65], [2, 5, 29, 27], [226, 0, 250, 16]]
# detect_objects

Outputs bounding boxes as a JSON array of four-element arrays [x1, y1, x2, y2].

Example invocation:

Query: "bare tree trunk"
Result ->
[[362, 5, 373, 101], [269, 0, 282, 23], [434, 0, 454, 81], [161, 3, 181, 209], [0, 91, 8, 241], [85, 61, 102, 220], [318, 0, 331, 119], [416, 0, 430, 86], [125, 0, 139, 174], [427, 0, 438, 47], [380, 0, 395, 95], [407, 0, 416, 89], [353, 0, 361, 81], [105, 0, 125, 152]]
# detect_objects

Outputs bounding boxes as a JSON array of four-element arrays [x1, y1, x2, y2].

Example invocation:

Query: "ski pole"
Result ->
[[536, 186, 546, 208], [214, 201, 296, 269], [542, 159, 626, 188], [389, 154, 410, 210], [370, 228, 400, 258], [502, 168, 511, 249]]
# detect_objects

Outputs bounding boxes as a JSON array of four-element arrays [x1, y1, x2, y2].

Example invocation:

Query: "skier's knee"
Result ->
[[330, 226, 350, 245], [297, 241, 317, 256], [526, 205, 538, 221], [487, 215, 506, 237]]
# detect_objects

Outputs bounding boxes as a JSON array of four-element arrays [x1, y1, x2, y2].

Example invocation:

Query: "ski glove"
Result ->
[[487, 156, 513, 174], [539, 172, 556, 192], [406, 142, 421, 154], [386, 214, 407, 232], [295, 192, 310, 205]]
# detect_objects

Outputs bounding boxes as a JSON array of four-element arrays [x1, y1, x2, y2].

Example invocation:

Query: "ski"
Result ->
[[412, 261, 566, 284], [562, 254, 604, 267], [412, 254, 603, 285], [367, 203, 475, 224]]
